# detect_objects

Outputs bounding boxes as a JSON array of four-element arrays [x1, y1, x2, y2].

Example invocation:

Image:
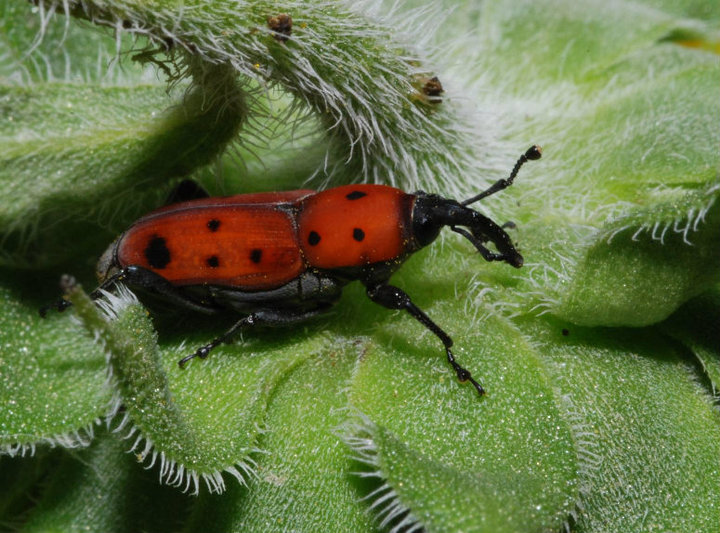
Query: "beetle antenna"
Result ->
[[462, 145, 542, 207]]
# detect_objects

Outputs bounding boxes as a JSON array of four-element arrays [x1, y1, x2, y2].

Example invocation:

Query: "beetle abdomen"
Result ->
[[116, 205, 304, 290]]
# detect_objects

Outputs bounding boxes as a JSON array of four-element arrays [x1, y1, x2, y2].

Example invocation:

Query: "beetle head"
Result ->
[[412, 193, 523, 268], [411, 192, 444, 248], [411, 146, 540, 267]]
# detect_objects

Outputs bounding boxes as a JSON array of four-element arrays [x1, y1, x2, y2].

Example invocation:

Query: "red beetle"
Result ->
[[44, 146, 541, 395]]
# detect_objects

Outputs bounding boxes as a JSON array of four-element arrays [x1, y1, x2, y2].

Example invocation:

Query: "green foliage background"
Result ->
[[1, 0, 718, 531]]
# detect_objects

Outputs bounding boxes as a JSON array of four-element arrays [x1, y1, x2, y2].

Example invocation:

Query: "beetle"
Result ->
[[42, 146, 541, 396]]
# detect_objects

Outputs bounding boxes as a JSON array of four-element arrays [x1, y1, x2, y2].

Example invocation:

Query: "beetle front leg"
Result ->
[[178, 304, 333, 368], [365, 283, 485, 396]]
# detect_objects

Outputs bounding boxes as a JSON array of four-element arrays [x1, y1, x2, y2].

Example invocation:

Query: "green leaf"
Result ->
[[536, 41, 720, 324], [20, 428, 193, 533], [2, 0, 719, 532], [0, 272, 107, 454], [65, 281, 334, 493], [664, 289, 720, 396], [521, 319, 720, 532], [183, 341, 375, 531], [474, 0, 720, 325], [554, 191, 720, 326], [60, 0, 504, 197], [0, 0, 145, 83], [348, 314, 579, 533], [0, 68, 245, 266]]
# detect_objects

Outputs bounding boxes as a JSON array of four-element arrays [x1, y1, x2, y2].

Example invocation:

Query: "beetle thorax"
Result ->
[[297, 184, 415, 269]]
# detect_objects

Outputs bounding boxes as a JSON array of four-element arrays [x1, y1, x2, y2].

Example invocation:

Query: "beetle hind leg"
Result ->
[[39, 274, 81, 317], [178, 304, 333, 369], [365, 283, 485, 396], [178, 313, 259, 368], [92, 266, 219, 315], [39, 297, 72, 317], [41, 266, 220, 317]]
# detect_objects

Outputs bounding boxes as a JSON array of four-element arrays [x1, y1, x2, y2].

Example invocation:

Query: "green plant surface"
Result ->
[[523, 318, 720, 531], [665, 290, 720, 394], [348, 317, 579, 532], [0, 68, 245, 266], [1, 0, 719, 532], [0, 274, 108, 453], [183, 339, 377, 532], [20, 428, 193, 533]]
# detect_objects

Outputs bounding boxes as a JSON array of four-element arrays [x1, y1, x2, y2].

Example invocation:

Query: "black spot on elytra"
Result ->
[[145, 236, 171, 269], [250, 249, 262, 264], [207, 219, 221, 232], [207, 255, 220, 268], [353, 228, 365, 242], [346, 190, 367, 200], [308, 231, 321, 246]]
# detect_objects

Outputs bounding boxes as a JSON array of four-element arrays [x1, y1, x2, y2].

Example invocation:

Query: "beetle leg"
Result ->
[[91, 265, 219, 315], [178, 304, 333, 368], [38, 275, 80, 316], [365, 283, 485, 396], [41, 267, 217, 317], [39, 298, 72, 317]]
